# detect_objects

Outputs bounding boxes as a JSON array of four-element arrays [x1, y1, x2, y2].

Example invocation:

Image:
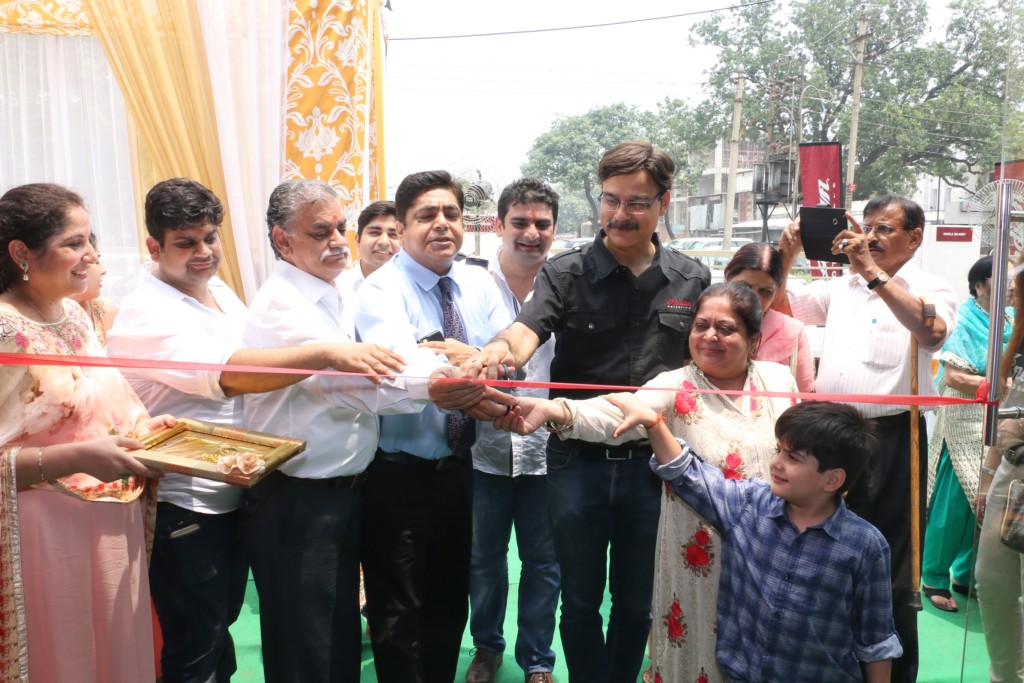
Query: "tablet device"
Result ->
[[799, 206, 849, 264]]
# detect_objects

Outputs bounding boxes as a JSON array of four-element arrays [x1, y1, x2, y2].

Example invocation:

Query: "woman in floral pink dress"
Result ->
[[0, 183, 168, 682], [499, 282, 797, 682]]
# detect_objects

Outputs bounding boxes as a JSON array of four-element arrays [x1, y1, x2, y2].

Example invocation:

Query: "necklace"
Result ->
[[8, 287, 63, 324]]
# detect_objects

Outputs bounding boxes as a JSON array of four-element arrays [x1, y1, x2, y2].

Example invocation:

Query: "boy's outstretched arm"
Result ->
[[864, 659, 891, 683], [603, 393, 682, 464]]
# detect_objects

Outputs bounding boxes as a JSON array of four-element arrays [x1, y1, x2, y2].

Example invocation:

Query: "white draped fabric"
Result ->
[[0, 34, 141, 300], [197, 2, 288, 300]]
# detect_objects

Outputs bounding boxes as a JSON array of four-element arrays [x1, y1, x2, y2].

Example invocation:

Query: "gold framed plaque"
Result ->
[[136, 417, 306, 488]]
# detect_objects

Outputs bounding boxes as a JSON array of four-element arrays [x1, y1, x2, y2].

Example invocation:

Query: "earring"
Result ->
[[20, 262, 28, 281]]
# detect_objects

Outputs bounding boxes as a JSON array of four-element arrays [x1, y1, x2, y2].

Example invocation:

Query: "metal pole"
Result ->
[[984, 180, 1014, 445], [722, 71, 745, 250], [845, 7, 868, 210]]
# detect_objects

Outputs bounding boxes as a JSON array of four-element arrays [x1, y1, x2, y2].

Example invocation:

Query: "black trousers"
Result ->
[[361, 452, 473, 683], [150, 503, 248, 683], [845, 411, 926, 683], [243, 471, 363, 683]]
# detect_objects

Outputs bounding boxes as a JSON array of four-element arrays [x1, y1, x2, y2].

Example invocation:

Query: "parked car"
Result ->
[[548, 236, 592, 256]]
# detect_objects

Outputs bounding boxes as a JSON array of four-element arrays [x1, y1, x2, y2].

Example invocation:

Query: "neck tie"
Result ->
[[438, 277, 473, 456]]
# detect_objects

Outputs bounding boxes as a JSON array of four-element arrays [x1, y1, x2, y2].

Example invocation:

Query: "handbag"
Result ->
[[1000, 478, 1024, 554]]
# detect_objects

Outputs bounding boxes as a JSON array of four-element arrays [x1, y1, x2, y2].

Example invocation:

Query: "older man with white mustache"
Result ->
[[241, 179, 450, 683]]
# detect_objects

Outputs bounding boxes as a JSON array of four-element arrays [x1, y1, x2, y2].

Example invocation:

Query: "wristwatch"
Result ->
[[866, 271, 890, 290]]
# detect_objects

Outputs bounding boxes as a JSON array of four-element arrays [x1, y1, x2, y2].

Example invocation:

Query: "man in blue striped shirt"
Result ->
[[612, 398, 903, 682]]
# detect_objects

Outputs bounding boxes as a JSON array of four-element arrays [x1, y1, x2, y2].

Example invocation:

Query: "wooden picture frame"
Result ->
[[136, 417, 306, 488]]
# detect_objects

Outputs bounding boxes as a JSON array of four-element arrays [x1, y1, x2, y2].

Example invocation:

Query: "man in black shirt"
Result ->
[[462, 141, 709, 683]]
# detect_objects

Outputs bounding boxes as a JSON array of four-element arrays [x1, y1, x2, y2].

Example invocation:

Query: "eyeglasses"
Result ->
[[861, 223, 904, 237], [598, 192, 663, 215]]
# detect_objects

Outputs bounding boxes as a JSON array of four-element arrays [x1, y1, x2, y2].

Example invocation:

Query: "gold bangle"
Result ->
[[544, 398, 574, 433], [37, 446, 46, 483]]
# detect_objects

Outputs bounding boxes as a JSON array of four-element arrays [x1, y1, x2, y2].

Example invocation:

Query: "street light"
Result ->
[[789, 84, 835, 217]]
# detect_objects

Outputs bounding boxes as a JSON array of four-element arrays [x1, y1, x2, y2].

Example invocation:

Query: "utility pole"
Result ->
[[723, 70, 745, 249], [845, 6, 868, 210]]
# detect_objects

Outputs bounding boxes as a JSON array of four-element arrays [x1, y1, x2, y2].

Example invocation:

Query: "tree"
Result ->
[[522, 101, 715, 237], [691, 0, 1014, 199], [522, 103, 654, 229]]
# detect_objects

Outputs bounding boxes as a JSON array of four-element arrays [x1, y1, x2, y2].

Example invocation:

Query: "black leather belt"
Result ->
[[574, 442, 652, 461], [281, 470, 368, 489], [375, 450, 463, 472]]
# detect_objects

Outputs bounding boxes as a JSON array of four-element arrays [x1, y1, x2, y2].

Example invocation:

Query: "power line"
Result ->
[[388, 0, 778, 41]]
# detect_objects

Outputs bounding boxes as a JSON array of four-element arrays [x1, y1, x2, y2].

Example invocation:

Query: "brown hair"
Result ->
[[597, 141, 675, 195], [0, 183, 85, 292]]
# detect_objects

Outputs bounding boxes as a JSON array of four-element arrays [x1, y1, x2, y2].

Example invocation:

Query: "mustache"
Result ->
[[607, 219, 640, 230], [320, 246, 349, 263]]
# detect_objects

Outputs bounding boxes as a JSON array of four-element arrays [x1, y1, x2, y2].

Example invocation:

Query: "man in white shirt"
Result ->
[[242, 179, 455, 683], [107, 178, 406, 683], [337, 199, 400, 297], [355, 170, 512, 683], [466, 178, 560, 683], [777, 194, 957, 683]]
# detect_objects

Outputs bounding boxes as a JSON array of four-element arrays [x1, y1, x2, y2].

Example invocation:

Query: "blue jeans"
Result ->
[[545, 438, 660, 683], [469, 469, 560, 674]]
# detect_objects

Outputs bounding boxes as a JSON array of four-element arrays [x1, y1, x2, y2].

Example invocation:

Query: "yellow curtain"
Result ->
[[0, 0, 92, 35], [81, 0, 244, 297], [285, 0, 387, 256]]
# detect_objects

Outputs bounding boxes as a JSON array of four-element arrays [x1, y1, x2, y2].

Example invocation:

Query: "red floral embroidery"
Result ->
[[662, 597, 687, 646], [654, 671, 663, 683], [721, 451, 745, 480], [683, 524, 715, 576], [696, 667, 709, 683], [13, 332, 28, 348], [674, 380, 698, 415]]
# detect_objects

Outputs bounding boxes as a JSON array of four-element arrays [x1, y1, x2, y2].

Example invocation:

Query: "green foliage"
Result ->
[[692, 0, 1013, 199], [521, 101, 716, 233]]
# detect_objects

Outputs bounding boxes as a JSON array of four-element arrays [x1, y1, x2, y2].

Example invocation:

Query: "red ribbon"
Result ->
[[0, 352, 994, 408]]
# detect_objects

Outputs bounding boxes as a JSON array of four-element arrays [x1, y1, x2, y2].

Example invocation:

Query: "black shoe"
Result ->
[[466, 648, 502, 683], [951, 581, 975, 598]]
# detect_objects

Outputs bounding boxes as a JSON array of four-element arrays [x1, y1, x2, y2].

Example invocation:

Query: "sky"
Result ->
[[381, 0, 955, 194], [381, 0, 725, 191]]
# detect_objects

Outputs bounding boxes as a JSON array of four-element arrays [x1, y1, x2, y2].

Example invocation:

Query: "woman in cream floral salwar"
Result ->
[[499, 283, 797, 682], [0, 184, 166, 682]]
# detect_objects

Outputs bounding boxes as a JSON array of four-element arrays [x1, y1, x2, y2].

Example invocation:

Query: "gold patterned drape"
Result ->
[[285, 0, 387, 254], [81, 0, 244, 297], [0, 0, 91, 35]]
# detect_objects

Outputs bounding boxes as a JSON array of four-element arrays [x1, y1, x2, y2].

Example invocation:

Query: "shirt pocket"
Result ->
[[561, 312, 618, 369], [865, 322, 906, 369], [657, 310, 694, 365]]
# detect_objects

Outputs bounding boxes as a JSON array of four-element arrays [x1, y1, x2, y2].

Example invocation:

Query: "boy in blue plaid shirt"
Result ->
[[603, 397, 903, 682]]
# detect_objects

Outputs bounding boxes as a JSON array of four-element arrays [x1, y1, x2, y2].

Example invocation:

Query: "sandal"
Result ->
[[922, 585, 959, 612]]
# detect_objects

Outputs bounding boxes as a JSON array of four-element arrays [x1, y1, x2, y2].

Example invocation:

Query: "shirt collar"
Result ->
[[769, 496, 848, 541], [139, 264, 228, 307], [275, 259, 338, 306], [590, 230, 666, 279], [394, 249, 461, 294]]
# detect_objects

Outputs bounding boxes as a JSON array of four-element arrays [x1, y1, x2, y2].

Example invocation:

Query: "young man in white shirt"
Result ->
[[337, 199, 400, 296], [108, 178, 405, 683], [466, 178, 560, 683]]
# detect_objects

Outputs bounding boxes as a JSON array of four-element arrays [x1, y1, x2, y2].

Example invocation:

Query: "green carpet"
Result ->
[[228, 559, 992, 682]]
